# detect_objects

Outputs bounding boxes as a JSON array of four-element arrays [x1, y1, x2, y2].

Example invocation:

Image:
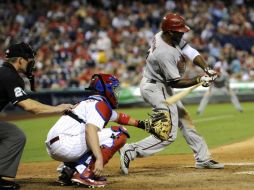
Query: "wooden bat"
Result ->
[[163, 83, 203, 105]]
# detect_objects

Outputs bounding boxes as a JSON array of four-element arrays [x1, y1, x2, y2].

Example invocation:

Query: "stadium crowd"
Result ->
[[0, 0, 253, 90]]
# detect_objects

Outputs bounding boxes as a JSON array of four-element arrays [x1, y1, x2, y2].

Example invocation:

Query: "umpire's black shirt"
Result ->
[[0, 62, 28, 111]]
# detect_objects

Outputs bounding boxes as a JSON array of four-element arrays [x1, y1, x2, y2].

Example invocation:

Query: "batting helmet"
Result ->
[[89, 73, 120, 108], [161, 13, 190, 33]]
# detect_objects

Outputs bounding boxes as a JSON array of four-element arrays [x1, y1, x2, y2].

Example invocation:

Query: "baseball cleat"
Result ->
[[0, 178, 20, 190], [119, 147, 130, 175], [71, 172, 106, 188], [56, 176, 73, 186], [195, 160, 224, 169], [56, 165, 76, 186]]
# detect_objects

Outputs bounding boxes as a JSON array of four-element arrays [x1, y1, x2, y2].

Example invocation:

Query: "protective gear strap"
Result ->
[[182, 44, 200, 61], [111, 126, 130, 138]]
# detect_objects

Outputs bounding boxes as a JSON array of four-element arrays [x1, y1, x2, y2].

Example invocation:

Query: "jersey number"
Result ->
[[14, 87, 26, 97]]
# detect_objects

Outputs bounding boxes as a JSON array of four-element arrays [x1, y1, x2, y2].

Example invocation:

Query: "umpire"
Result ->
[[0, 42, 73, 190]]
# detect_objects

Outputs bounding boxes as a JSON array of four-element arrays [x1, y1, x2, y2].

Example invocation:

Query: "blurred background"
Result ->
[[0, 0, 254, 114]]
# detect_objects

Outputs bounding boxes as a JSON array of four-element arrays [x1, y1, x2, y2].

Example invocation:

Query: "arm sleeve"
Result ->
[[182, 44, 200, 62], [4, 76, 29, 105], [110, 110, 118, 121]]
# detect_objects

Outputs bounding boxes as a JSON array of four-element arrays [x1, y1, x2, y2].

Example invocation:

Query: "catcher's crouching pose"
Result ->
[[45, 73, 153, 188]]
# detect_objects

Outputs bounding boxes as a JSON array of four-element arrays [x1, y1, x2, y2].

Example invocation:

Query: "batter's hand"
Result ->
[[198, 75, 213, 87], [204, 67, 217, 79], [93, 158, 103, 176]]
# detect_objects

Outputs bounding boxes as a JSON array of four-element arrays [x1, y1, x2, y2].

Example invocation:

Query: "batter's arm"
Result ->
[[193, 55, 208, 70], [169, 77, 200, 88], [182, 45, 216, 77]]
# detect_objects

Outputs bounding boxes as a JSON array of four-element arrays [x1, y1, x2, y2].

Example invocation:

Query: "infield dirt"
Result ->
[[16, 137, 254, 190]]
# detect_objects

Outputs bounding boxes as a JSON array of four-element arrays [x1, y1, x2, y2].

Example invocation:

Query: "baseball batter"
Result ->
[[197, 65, 243, 114], [119, 13, 224, 174]]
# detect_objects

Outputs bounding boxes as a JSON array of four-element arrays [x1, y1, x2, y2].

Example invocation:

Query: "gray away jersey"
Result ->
[[143, 31, 187, 83]]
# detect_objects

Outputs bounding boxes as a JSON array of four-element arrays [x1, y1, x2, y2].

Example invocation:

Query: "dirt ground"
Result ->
[[14, 137, 254, 190]]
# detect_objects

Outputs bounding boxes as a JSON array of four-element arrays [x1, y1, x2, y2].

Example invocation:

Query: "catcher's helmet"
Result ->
[[89, 73, 120, 108], [161, 13, 190, 33]]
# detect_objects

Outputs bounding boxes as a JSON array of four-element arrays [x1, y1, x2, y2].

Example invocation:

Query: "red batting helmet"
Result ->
[[161, 13, 190, 33]]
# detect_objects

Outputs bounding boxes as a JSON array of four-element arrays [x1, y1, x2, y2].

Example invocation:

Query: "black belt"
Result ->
[[64, 110, 85, 123], [147, 79, 157, 84], [49, 136, 59, 145]]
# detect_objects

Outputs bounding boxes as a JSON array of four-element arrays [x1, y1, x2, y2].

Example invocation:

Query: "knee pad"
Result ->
[[100, 128, 128, 165], [110, 125, 130, 138], [78, 127, 128, 171]]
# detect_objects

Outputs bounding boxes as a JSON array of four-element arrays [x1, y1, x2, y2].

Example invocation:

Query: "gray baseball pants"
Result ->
[[0, 121, 26, 177], [124, 77, 211, 162]]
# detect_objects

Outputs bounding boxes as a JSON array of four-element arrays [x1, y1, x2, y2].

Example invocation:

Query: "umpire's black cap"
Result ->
[[5, 42, 35, 59]]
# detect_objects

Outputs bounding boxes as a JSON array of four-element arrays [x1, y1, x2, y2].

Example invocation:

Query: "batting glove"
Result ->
[[197, 75, 213, 87], [204, 67, 216, 76]]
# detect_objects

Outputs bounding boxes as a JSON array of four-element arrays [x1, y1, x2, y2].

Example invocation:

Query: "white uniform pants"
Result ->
[[46, 128, 120, 162]]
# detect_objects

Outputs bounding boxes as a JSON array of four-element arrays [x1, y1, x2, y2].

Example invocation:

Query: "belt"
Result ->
[[64, 110, 85, 123], [49, 136, 59, 145], [147, 79, 157, 84]]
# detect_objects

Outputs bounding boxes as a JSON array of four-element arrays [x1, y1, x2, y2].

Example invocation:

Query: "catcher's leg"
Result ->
[[72, 126, 129, 188], [178, 102, 224, 169]]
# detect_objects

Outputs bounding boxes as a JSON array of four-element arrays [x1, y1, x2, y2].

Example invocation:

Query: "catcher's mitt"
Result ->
[[138, 110, 172, 141]]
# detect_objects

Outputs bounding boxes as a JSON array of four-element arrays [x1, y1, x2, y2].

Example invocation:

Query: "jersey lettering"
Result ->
[[14, 87, 26, 97]]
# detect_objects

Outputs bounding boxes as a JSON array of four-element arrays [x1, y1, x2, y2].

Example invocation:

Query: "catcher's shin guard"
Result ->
[[72, 126, 129, 187], [89, 126, 129, 169]]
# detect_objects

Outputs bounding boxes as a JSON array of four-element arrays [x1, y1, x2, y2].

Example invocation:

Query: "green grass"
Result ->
[[9, 102, 254, 163]]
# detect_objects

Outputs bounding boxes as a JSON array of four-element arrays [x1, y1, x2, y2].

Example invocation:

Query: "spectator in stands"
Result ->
[[0, 0, 253, 90]]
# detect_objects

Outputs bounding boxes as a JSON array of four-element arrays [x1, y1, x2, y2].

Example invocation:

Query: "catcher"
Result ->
[[45, 73, 164, 187]]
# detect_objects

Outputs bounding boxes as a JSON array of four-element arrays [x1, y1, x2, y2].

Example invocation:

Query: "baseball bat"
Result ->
[[163, 82, 203, 105]]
